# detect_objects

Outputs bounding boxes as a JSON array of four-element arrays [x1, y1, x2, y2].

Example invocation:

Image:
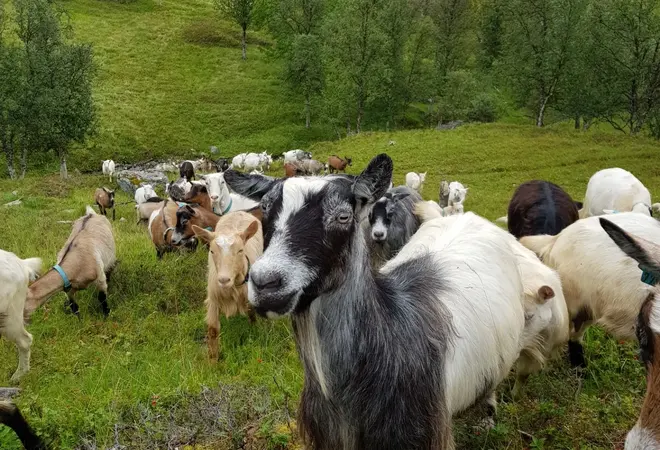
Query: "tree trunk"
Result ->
[[582, 118, 593, 131], [2, 129, 16, 180], [241, 25, 247, 60], [20, 145, 28, 179], [536, 97, 547, 127], [305, 94, 311, 129], [59, 153, 68, 180], [574, 116, 580, 130]]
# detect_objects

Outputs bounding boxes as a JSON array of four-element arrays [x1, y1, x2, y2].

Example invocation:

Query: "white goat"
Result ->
[[231, 153, 248, 170], [200, 173, 258, 215], [0, 250, 42, 382], [581, 168, 659, 218], [448, 181, 468, 206], [520, 212, 660, 368], [102, 160, 115, 182], [283, 149, 312, 163], [405, 171, 427, 193], [134, 184, 157, 205]]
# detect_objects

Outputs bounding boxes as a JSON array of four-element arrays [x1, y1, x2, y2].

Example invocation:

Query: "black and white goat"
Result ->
[[365, 186, 422, 268], [224, 155, 554, 450]]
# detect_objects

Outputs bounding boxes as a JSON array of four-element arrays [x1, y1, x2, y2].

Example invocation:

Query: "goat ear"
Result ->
[[353, 154, 393, 211], [600, 218, 660, 281], [185, 205, 196, 215], [574, 201, 584, 210], [192, 225, 213, 243], [240, 220, 260, 242], [392, 192, 410, 202], [536, 285, 555, 304], [224, 169, 279, 202]]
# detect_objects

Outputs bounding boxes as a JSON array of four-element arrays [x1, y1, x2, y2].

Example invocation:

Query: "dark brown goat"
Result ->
[[327, 155, 352, 173], [506, 180, 580, 239], [179, 161, 195, 181], [284, 162, 304, 178], [171, 205, 220, 246], [94, 187, 115, 221]]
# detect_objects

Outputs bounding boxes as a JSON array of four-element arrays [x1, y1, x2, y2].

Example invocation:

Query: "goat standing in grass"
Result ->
[[0, 250, 41, 382], [25, 206, 116, 318], [94, 187, 115, 221], [225, 155, 557, 449], [600, 218, 660, 450], [101, 159, 115, 182], [192, 212, 263, 361]]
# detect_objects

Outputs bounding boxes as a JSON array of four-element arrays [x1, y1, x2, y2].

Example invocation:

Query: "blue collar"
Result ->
[[53, 264, 72, 292], [205, 226, 213, 231], [214, 197, 233, 216], [640, 264, 658, 285]]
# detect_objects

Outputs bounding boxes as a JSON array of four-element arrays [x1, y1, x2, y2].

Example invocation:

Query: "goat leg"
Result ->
[[65, 290, 80, 316], [0, 401, 46, 450], [97, 291, 110, 317], [206, 300, 220, 362]]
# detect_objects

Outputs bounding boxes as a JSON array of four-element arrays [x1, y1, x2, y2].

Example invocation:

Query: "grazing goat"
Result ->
[[25, 207, 116, 318], [448, 181, 467, 206], [134, 184, 157, 205], [581, 168, 659, 218], [148, 201, 197, 258], [199, 173, 258, 215], [215, 157, 230, 172], [520, 212, 660, 368], [405, 171, 427, 193], [0, 400, 47, 449], [0, 250, 41, 381], [503, 180, 580, 239], [94, 187, 115, 221], [167, 177, 192, 202], [101, 160, 115, 182], [599, 218, 660, 450], [365, 186, 422, 268], [171, 204, 220, 246], [136, 200, 164, 225], [231, 153, 248, 170], [192, 212, 263, 361], [283, 149, 312, 163], [224, 155, 554, 449], [179, 161, 195, 181], [327, 155, 352, 173]]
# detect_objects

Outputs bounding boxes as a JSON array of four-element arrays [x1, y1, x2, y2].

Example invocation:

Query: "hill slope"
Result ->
[[60, 0, 331, 170]]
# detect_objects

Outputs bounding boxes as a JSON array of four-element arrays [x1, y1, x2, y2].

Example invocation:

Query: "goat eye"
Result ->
[[337, 212, 352, 224]]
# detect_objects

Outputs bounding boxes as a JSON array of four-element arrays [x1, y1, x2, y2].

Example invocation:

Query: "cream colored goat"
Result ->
[[192, 211, 263, 361], [25, 206, 116, 318], [0, 250, 41, 382]]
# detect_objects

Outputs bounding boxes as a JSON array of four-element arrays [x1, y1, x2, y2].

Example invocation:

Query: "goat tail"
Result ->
[[85, 205, 97, 216], [22, 257, 43, 282], [414, 200, 444, 222], [519, 234, 558, 259], [495, 215, 508, 224]]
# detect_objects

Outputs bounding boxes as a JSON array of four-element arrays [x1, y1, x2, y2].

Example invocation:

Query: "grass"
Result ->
[[45, 0, 333, 172], [0, 122, 658, 448]]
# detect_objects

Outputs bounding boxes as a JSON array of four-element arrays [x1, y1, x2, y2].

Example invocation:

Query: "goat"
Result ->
[[502, 180, 580, 239], [199, 173, 258, 215], [224, 155, 555, 449], [182, 183, 213, 212], [600, 218, 660, 450], [167, 177, 192, 202], [134, 184, 157, 205], [405, 171, 427, 193], [179, 161, 195, 181], [365, 186, 422, 268], [298, 159, 325, 175], [0, 400, 47, 449], [25, 207, 116, 318], [327, 155, 352, 173], [0, 250, 41, 381], [283, 162, 303, 178], [171, 204, 220, 247], [192, 212, 263, 361], [283, 149, 312, 163], [94, 187, 115, 221], [231, 153, 248, 170], [136, 200, 164, 225], [581, 168, 659, 218], [439, 180, 450, 207], [148, 200, 197, 258], [448, 181, 467, 206], [215, 157, 230, 172], [520, 212, 660, 368], [101, 160, 115, 182]]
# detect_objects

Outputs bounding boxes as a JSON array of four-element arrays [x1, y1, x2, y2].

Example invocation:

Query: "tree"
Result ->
[[216, 0, 258, 60], [500, 0, 586, 127], [431, 0, 471, 79]]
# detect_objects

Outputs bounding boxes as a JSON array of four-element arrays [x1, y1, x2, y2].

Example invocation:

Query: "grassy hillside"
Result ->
[[55, 0, 332, 171], [1, 123, 659, 448]]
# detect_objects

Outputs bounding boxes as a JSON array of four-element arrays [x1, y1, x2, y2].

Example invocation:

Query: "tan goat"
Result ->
[[25, 206, 116, 318], [136, 200, 164, 225], [192, 211, 263, 361], [94, 187, 115, 221]]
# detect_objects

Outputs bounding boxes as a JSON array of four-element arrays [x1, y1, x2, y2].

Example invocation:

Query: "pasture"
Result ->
[[0, 123, 657, 449]]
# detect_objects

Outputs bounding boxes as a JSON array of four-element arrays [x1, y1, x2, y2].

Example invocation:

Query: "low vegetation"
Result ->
[[0, 123, 656, 448]]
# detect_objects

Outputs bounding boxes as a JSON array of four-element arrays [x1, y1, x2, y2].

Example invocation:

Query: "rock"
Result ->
[[436, 120, 464, 130], [57, 220, 73, 224], [11, 190, 18, 196], [4, 199, 22, 207], [388, 140, 396, 146], [116, 169, 169, 195], [119, 217, 127, 222], [210, 145, 219, 154], [0, 387, 20, 399]]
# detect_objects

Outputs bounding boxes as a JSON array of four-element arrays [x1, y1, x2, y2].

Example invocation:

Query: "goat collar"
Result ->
[[53, 264, 72, 292], [214, 198, 233, 216], [640, 264, 658, 286], [241, 255, 251, 285], [163, 227, 175, 241]]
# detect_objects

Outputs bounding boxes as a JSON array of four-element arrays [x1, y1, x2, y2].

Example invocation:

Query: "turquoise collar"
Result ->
[[214, 197, 233, 216], [53, 264, 72, 292], [640, 264, 658, 285]]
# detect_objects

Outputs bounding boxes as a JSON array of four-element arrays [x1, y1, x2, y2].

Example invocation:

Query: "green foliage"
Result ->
[[215, 0, 260, 59]]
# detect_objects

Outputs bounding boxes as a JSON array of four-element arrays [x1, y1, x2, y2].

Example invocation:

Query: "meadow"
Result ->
[[0, 123, 657, 449]]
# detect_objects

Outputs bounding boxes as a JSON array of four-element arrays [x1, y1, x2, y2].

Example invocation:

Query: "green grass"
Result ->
[[45, 0, 333, 172], [1, 122, 659, 448]]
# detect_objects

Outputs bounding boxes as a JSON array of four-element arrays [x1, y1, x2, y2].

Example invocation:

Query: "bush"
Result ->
[[468, 93, 499, 123]]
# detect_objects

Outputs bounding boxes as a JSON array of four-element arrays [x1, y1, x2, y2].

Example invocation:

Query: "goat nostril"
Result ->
[[373, 231, 385, 239], [254, 274, 282, 292], [211, 195, 219, 200]]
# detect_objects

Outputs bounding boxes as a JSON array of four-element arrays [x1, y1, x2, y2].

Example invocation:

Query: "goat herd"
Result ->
[[1, 153, 660, 450]]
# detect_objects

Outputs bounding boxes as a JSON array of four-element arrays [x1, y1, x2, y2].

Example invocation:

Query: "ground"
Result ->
[[0, 123, 657, 448]]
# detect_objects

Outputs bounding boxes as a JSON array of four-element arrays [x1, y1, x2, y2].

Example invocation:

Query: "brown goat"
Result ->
[[94, 187, 115, 221], [600, 218, 660, 449], [171, 204, 220, 247], [148, 200, 196, 258], [182, 183, 213, 212], [0, 400, 47, 449], [284, 162, 304, 178], [328, 155, 352, 173], [193, 211, 264, 361], [25, 206, 116, 318]]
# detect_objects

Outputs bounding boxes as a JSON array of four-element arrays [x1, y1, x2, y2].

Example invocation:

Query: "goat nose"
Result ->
[[218, 276, 231, 286], [211, 195, 219, 200], [373, 231, 385, 239], [252, 272, 283, 293]]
